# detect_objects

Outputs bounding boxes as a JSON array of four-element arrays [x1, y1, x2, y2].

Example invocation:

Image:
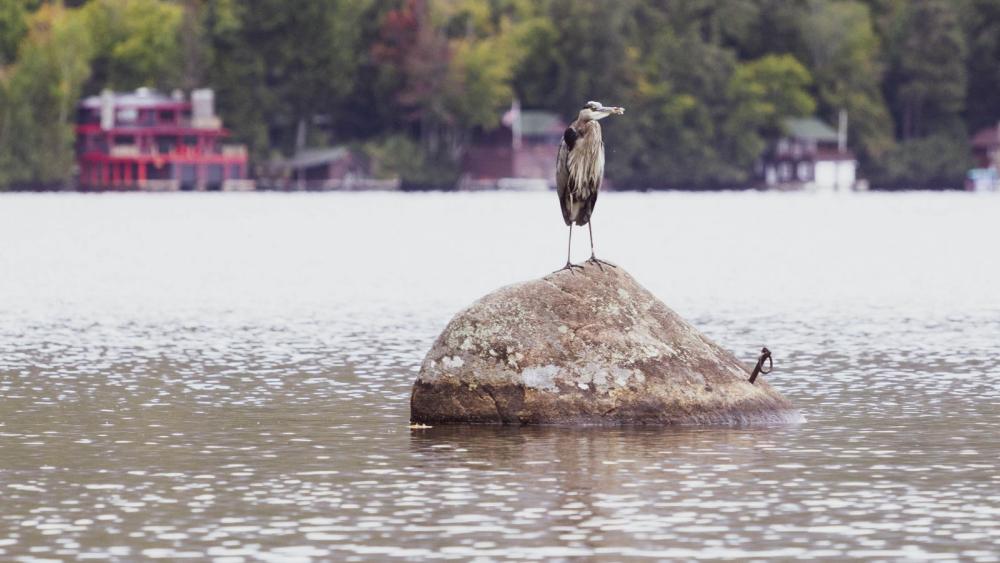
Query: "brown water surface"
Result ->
[[1, 193, 998, 560]]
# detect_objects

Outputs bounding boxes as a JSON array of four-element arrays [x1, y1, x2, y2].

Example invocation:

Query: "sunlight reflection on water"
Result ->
[[0, 192, 999, 560]]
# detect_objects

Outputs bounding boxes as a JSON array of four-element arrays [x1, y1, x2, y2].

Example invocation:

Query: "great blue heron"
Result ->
[[555, 100, 625, 272]]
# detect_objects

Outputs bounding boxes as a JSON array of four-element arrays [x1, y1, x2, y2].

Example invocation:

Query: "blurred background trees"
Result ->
[[0, 0, 997, 189]]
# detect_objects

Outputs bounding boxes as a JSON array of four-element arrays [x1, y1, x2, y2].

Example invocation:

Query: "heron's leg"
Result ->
[[554, 225, 583, 273], [588, 221, 596, 260], [568, 224, 573, 264], [586, 221, 616, 269]]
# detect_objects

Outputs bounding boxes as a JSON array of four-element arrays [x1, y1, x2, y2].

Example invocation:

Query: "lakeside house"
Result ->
[[971, 124, 1000, 168], [459, 101, 566, 190], [75, 88, 252, 191], [261, 147, 398, 191], [968, 124, 1000, 191], [756, 116, 858, 191]]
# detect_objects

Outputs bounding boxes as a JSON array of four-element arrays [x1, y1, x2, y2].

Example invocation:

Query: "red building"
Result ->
[[75, 88, 252, 191], [460, 104, 566, 190]]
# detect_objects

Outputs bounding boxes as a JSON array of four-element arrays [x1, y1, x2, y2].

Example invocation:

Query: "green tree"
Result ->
[[0, 0, 27, 65], [178, 0, 211, 91], [206, 0, 371, 160], [1, 0, 993, 190], [440, 0, 539, 132], [591, 5, 814, 188], [962, 0, 1000, 133], [367, 0, 538, 187], [514, 0, 636, 114], [800, 0, 894, 162], [876, 134, 972, 188], [736, 0, 809, 59], [887, 0, 967, 140], [0, 3, 92, 189], [80, 0, 184, 91], [722, 54, 816, 167]]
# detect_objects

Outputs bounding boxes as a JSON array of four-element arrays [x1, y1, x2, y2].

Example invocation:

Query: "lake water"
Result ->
[[1, 191, 998, 561]]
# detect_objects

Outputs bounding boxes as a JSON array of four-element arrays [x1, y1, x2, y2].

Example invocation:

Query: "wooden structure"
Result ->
[[262, 147, 394, 191], [460, 108, 566, 190]]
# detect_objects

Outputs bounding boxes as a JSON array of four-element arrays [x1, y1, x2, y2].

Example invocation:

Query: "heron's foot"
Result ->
[[587, 256, 617, 270], [553, 261, 585, 274]]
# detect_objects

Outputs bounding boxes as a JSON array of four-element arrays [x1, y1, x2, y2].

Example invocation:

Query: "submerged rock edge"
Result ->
[[411, 379, 802, 426]]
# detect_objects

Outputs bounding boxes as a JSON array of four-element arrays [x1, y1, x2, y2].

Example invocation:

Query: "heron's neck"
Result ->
[[574, 119, 602, 138]]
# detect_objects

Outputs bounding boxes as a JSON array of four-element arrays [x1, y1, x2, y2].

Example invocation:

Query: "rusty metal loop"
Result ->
[[749, 347, 772, 384]]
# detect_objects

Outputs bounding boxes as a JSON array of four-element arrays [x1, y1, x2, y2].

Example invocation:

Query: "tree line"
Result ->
[[0, 0, 998, 190]]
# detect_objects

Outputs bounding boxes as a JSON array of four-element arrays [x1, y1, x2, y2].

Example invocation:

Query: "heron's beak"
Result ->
[[594, 105, 625, 120]]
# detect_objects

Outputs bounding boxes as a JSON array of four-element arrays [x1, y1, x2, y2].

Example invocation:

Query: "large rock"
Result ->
[[410, 263, 796, 425]]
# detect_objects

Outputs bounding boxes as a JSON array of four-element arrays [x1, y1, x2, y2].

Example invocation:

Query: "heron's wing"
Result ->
[[556, 140, 570, 197], [571, 128, 602, 226], [577, 181, 599, 226], [563, 127, 579, 151], [556, 128, 577, 226]]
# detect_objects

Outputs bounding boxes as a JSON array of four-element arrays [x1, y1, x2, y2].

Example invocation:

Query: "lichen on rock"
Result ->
[[410, 262, 797, 425]]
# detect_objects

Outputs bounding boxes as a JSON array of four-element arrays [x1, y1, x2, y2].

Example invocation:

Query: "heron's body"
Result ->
[[553, 101, 624, 271], [556, 119, 604, 226]]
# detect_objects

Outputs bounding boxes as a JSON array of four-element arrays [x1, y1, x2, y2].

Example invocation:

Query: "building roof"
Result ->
[[782, 117, 839, 142], [283, 147, 350, 169], [519, 111, 564, 137], [80, 88, 186, 109], [971, 126, 1000, 149]]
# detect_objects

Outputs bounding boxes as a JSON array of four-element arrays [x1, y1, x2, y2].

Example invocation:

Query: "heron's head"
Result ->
[[578, 101, 625, 122]]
